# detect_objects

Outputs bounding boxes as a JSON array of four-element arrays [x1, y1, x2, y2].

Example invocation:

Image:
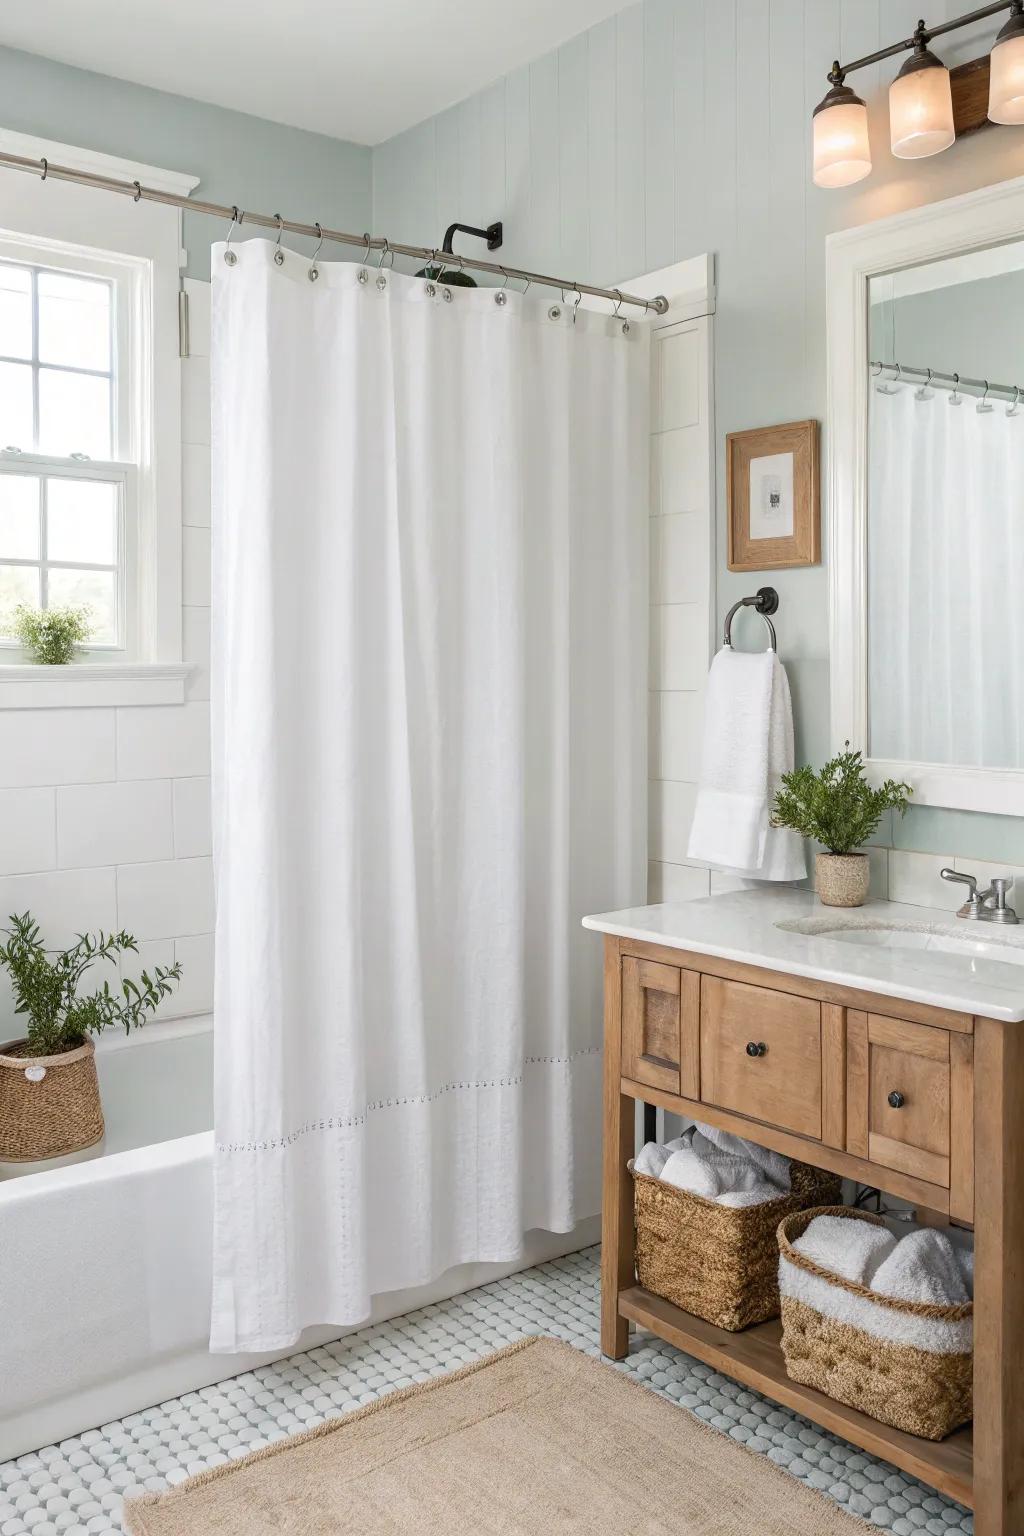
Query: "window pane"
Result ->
[[47, 566, 116, 644], [38, 271, 112, 372], [38, 368, 112, 459], [0, 361, 33, 451], [0, 475, 40, 560], [0, 265, 31, 361], [0, 563, 40, 633], [47, 478, 117, 565]]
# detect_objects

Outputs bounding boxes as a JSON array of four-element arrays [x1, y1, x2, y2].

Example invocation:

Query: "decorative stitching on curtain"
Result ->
[[215, 1046, 602, 1154]]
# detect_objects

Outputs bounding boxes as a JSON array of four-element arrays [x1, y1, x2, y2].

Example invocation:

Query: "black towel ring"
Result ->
[[723, 587, 779, 651]]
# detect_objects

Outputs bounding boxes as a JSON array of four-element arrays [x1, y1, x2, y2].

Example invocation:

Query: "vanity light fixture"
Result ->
[[813, 70, 872, 187], [889, 29, 955, 158], [813, 2, 1023, 187], [989, 0, 1024, 120]]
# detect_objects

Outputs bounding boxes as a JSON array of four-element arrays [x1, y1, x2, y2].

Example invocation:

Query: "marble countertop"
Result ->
[[582, 889, 1024, 1021]]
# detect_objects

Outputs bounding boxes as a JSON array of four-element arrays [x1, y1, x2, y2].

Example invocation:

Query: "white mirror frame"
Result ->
[[827, 172, 1024, 817]]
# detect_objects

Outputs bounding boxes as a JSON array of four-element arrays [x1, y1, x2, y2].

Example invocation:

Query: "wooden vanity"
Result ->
[[589, 898, 1024, 1534]]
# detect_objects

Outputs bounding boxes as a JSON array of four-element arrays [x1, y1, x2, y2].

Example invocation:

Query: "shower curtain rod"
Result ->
[[0, 149, 669, 315], [871, 359, 1023, 405]]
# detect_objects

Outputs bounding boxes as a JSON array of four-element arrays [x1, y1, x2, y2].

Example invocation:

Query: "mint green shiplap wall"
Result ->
[[371, 0, 1024, 867], [0, 46, 371, 281]]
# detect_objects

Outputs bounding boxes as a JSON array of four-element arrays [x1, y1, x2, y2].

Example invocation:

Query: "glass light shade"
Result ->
[[889, 54, 955, 159], [813, 94, 872, 188], [989, 16, 1024, 124]]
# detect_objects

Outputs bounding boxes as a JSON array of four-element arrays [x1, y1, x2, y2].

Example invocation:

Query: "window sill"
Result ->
[[0, 662, 191, 709]]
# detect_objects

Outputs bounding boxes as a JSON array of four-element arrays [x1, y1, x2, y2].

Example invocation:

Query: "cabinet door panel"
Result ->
[[622, 956, 697, 1095]]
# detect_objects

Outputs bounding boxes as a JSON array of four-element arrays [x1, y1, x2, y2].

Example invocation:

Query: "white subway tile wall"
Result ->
[[0, 279, 214, 1035]]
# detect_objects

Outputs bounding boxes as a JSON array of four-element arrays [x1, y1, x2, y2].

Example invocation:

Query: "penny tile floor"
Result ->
[[0, 1245, 971, 1534]]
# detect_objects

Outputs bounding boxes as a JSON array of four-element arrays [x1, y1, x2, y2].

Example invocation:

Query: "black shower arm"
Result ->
[[442, 220, 503, 254]]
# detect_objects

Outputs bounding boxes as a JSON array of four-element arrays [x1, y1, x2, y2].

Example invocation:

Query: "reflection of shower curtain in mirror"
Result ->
[[209, 243, 648, 1352], [868, 382, 1024, 770]]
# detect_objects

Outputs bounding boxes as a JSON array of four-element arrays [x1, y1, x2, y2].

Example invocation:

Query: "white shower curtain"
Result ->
[[868, 381, 1024, 769], [209, 241, 648, 1352]]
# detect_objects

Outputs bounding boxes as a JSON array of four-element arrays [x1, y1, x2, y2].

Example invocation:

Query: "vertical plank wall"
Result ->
[[372, 0, 1024, 873]]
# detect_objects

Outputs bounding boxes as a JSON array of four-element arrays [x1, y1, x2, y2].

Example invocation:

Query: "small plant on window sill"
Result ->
[[771, 744, 912, 909], [0, 912, 183, 1162], [9, 603, 94, 665]]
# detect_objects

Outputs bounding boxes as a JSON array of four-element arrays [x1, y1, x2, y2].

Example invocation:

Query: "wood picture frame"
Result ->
[[726, 419, 820, 571]]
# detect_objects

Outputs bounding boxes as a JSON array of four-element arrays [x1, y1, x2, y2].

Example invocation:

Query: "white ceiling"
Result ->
[[3, 0, 627, 146]]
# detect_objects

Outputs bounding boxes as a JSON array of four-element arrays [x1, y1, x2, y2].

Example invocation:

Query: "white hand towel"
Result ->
[[718, 1183, 787, 1208], [793, 1214, 897, 1285], [659, 1148, 723, 1199], [687, 647, 806, 881], [634, 1141, 671, 1179], [695, 1122, 791, 1192], [871, 1229, 971, 1307]]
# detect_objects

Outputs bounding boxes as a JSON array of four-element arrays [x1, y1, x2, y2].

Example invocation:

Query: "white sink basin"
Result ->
[[777, 916, 1024, 970]]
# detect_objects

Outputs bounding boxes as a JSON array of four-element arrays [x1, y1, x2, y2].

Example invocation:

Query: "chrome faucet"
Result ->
[[940, 868, 1019, 924]]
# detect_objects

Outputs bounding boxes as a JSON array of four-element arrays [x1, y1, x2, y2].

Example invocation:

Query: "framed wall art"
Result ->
[[726, 419, 820, 571]]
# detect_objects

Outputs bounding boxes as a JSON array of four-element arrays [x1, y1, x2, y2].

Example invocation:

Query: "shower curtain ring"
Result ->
[[611, 289, 624, 318], [223, 207, 241, 266], [1009, 385, 1021, 418], [977, 380, 994, 414], [273, 213, 285, 266], [308, 222, 324, 282], [132, 180, 143, 203], [376, 237, 390, 269], [39, 156, 47, 181], [571, 286, 583, 326], [949, 372, 962, 406], [495, 266, 511, 306]]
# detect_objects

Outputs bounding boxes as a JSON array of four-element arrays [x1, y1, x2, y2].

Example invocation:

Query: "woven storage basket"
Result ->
[[633, 1158, 842, 1332], [778, 1206, 973, 1441], [0, 1037, 104, 1162]]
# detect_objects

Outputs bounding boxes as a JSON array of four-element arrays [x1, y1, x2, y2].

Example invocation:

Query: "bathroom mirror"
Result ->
[[827, 176, 1024, 815]]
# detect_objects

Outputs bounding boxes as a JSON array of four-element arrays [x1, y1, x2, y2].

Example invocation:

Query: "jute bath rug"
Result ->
[[124, 1336, 865, 1535]]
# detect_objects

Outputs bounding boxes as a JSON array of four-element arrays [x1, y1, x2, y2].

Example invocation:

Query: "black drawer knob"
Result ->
[[887, 1090, 905, 1109], [745, 1041, 767, 1058]]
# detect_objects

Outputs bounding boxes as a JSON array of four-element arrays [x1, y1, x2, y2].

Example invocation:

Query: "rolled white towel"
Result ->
[[955, 1244, 974, 1298], [718, 1183, 787, 1208], [793, 1215, 897, 1286], [634, 1141, 671, 1179], [696, 1122, 791, 1192], [659, 1148, 723, 1199], [871, 1229, 971, 1307]]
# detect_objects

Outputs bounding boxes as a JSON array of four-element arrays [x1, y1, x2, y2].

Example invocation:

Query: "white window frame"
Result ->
[[0, 130, 198, 708]]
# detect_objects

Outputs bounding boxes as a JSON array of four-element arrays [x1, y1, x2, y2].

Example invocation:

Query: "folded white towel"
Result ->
[[659, 1148, 723, 1199], [871, 1229, 971, 1307], [695, 1122, 791, 1192], [718, 1183, 788, 1208], [687, 647, 806, 881], [634, 1141, 671, 1179], [793, 1215, 897, 1286]]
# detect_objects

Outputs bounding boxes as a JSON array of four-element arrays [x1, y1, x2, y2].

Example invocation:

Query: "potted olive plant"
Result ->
[[0, 913, 182, 1162], [771, 746, 912, 908]]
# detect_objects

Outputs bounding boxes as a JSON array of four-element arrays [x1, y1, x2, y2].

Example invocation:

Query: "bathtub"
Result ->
[[0, 1015, 598, 1462]]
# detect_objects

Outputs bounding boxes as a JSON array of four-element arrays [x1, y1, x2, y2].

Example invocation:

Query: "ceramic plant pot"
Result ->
[[0, 1037, 104, 1162], [816, 852, 871, 909]]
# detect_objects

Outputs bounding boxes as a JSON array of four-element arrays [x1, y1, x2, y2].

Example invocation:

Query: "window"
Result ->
[[0, 255, 133, 652]]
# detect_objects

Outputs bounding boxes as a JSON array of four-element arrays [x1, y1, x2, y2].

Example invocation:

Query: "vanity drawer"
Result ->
[[848, 1013, 951, 1187], [699, 976, 822, 1139]]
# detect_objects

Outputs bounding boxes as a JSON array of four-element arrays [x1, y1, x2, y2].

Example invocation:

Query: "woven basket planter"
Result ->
[[0, 1037, 104, 1162], [778, 1206, 973, 1441], [633, 1159, 842, 1332]]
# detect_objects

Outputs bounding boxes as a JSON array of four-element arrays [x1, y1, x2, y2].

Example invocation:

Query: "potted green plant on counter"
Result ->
[[771, 745, 912, 908], [0, 913, 182, 1163]]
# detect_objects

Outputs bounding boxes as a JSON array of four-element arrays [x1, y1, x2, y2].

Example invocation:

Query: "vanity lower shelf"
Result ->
[[619, 1285, 974, 1509]]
